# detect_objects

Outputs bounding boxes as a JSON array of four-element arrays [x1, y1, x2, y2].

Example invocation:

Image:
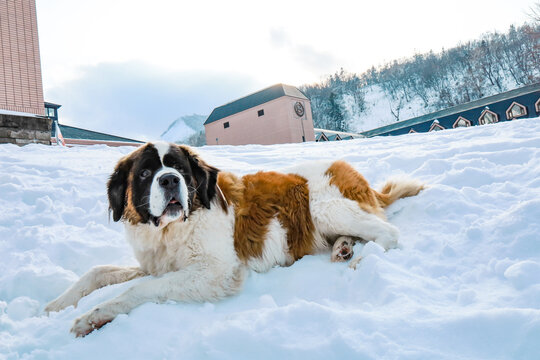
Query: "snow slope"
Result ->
[[348, 85, 428, 133], [1, 118, 540, 359], [160, 114, 206, 143]]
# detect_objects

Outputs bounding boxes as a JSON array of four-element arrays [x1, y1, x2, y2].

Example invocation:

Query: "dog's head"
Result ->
[[107, 142, 219, 227]]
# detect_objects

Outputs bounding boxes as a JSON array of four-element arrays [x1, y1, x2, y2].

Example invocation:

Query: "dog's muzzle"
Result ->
[[150, 172, 188, 226]]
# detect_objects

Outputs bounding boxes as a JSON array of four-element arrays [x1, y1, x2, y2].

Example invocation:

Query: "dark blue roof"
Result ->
[[204, 84, 308, 125], [55, 124, 143, 143], [44, 101, 62, 109]]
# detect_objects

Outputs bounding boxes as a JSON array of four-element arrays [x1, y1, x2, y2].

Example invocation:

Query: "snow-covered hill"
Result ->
[[160, 114, 206, 144], [1, 118, 539, 359], [303, 25, 539, 133], [348, 84, 428, 132]]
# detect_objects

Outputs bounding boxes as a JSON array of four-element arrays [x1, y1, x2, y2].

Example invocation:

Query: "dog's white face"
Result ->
[[107, 142, 219, 227], [147, 143, 190, 225]]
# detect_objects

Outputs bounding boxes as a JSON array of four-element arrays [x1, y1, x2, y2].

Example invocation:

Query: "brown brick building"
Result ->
[[0, 0, 50, 145], [0, 0, 44, 115]]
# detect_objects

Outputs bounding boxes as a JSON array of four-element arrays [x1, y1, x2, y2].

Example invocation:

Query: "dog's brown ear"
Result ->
[[107, 157, 133, 222], [180, 145, 219, 209]]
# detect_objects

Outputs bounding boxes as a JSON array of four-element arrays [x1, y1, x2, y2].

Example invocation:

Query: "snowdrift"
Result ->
[[1, 118, 539, 359]]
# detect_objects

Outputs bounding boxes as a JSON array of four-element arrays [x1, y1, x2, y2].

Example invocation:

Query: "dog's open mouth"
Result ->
[[150, 198, 187, 226], [166, 198, 182, 211]]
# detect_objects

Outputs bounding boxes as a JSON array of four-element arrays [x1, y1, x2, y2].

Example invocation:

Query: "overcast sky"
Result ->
[[36, 0, 537, 141]]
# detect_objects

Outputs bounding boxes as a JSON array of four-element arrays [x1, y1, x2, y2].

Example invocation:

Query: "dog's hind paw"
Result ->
[[331, 236, 355, 262]]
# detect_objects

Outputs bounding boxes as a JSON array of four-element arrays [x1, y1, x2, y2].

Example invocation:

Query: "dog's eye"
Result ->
[[140, 169, 151, 179]]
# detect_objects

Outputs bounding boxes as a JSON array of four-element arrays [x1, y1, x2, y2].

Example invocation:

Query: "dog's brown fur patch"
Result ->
[[325, 160, 385, 218], [375, 180, 425, 207], [123, 180, 143, 224], [217, 171, 243, 210], [326, 160, 424, 217], [218, 171, 315, 263]]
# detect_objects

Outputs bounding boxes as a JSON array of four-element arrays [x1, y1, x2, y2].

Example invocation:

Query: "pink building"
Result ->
[[204, 84, 315, 146]]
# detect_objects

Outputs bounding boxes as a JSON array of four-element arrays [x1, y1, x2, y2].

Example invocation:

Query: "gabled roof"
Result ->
[[315, 132, 329, 141], [55, 124, 143, 143], [361, 82, 540, 137], [204, 83, 308, 125]]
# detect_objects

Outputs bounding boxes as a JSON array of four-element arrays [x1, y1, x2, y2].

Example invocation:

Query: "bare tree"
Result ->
[[302, 22, 539, 131], [528, 2, 540, 24]]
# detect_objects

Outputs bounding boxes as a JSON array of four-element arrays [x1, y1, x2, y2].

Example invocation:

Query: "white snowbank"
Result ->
[[1, 118, 539, 359]]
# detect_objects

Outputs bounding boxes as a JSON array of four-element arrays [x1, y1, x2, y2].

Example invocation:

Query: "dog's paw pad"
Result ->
[[331, 237, 355, 263]]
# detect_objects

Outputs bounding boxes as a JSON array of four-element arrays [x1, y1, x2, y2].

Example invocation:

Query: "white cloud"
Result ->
[[46, 62, 260, 141]]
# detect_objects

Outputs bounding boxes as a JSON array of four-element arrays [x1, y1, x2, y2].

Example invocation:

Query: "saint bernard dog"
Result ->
[[45, 142, 424, 337]]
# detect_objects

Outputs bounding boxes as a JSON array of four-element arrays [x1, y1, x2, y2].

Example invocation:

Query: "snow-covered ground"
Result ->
[[1, 118, 540, 359]]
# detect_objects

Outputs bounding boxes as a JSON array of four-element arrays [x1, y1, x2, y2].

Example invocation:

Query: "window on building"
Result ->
[[257, 109, 264, 117], [409, 129, 417, 133], [223, 122, 230, 129], [429, 121, 445, 132], [505, 102, 527, 120], [478, 109, 498, 125], [46, 107, 55, 118], [535, 98, 540, 113], [453, 116, 472, 128]]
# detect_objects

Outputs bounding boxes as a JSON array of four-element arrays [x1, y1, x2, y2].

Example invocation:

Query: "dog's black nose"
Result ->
[[159, 174, 180, 190]]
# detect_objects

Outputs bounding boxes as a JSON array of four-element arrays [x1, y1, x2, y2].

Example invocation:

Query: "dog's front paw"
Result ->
[[71, 307, 115, 337], [44, 294, 78, 314], [331, 236, 355, 262]]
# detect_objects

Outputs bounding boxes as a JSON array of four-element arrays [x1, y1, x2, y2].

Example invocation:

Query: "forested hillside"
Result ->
[[301, 24, 540, 132]]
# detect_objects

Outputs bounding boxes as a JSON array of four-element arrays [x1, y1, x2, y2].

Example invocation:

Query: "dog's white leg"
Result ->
[[44, 265, 145, 313], [71, 262, 247, 337], [314, 199, 400, 251]]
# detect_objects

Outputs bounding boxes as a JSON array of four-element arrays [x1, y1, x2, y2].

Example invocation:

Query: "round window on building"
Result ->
[[294, 102, 305, 117]]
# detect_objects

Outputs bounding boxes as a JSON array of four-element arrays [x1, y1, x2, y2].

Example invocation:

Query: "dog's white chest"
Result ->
[[125, 222, 194, 275]]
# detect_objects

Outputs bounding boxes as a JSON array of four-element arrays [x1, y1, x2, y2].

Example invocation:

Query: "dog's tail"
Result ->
[[375, 178, 425, 208]]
